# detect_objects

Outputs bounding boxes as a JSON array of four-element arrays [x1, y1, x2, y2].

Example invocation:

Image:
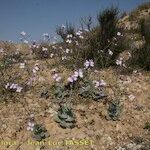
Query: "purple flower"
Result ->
[[84, 59, 94, 68], [0, 48, 4, 53], [67, 77, 74, 83], [116, 58, 123, 66], [65, 48, 70, 53], [62, 56, 67, 60], [93, 80, 106, 88], [67, 75, 77, 83], [27, 121, 35, 131], [72, 75, 78, 81], [42, 47, 48, 51], [16, 86, 23, 92], [53, 73, 61, 82], [108, 49, 113, 56], [5, 83, 10, 89], [117, 32, 121, 36], [67, 34, 73, 38], [23, 40, 28, 44], [26, 77, 36, 86], [19, 63, 25, 69], [5, 83, 23, 92], [61, 24, 66, 28], [20, 31, 26, 36], [32, 64, 40, 74], [74, 69, 83, 78], [66, 39, 72, 43], [67, 69, 83, 83], [10, 83, 18, 89], [99, 80, 106, 86]]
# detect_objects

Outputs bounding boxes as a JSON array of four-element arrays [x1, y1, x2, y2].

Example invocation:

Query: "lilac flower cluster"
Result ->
[[108, 49, 113, 56], [53, 73, 61, 82], [5, 83, 23, 92], [30, 41, 39, 49], [43, 33, 50, 41], [27, 121, 35, 131], [93, 80, 107, 88], [67, 69, 83, 83], [61, 56, 67, 61], [84, 59, 94, 69], [27, 114, 35, 131], [20, 31, 29, 44], [20, 31, 26, 36], [76, 30, 84, 39], [0, 48, 4, 53], [42, 47, 48, 51], [66, 34, 73, 44], [26, 77, 36, 86], [116, 57, 123, 66], [19, 63, 25, 69], [32, 63, 40, 74], [116, 57, 126, 68]]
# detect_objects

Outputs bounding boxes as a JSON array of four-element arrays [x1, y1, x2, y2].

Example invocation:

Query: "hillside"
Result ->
[[0, 3, 150, 150]]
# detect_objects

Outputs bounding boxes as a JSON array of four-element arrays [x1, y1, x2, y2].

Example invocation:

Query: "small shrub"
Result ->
[[40, 88, 50, 99], [107, 99, 122, 121], [0, 51, 35, 102], [97, 6, 119, 49], [80, 6, 126, 68], [32, 124, 49, 141], [56, 23, 76, 41], [54, 105, 76, 129], [31, 43, 51, 59], [79, 79, 106, 101], [131, 18, 150, 70], [132, 43, 150, 70], [143, 122, 150, 131], [52, 82, 70, 101], [0, 50, 24, 70], [80, 16, 92, 31], [139, 19, 150, 42]]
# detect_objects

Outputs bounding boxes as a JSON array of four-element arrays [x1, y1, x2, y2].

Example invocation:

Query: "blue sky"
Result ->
[[0, 0, 149, 42]]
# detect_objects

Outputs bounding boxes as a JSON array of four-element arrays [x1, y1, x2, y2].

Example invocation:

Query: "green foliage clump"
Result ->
[[97, 6, 118, 49], [40, 89, 50, 99], [54, 105, 76, 129], [81, 6, 126, 68], [79, 79, 106, 101], [32, 124, 49, 141], [133, 43, 150, 70], [52, 83, 70, 101], [131, 18, 150, 70], [107, 100, 122, 121], [0, 52, 24, 69], [32, 43, 51, 59], [139, 19, 150, 43], [143, 122, 150, 131], [0, 53, 23, 102]]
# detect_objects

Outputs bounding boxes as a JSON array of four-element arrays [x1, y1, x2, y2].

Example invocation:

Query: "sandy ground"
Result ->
[[0, 62, 149, 150]]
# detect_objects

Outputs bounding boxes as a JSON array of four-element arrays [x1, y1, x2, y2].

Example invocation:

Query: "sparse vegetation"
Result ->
[[54, 105, 76, 129], [143, 122, 150, 131], [80, 6, 127, 68], [131, 18, 150, 70], [107, 99, 122, 121], [0, 2, 150, 150], [56, 23, 76, 41], [32, 124, 49, 141]]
